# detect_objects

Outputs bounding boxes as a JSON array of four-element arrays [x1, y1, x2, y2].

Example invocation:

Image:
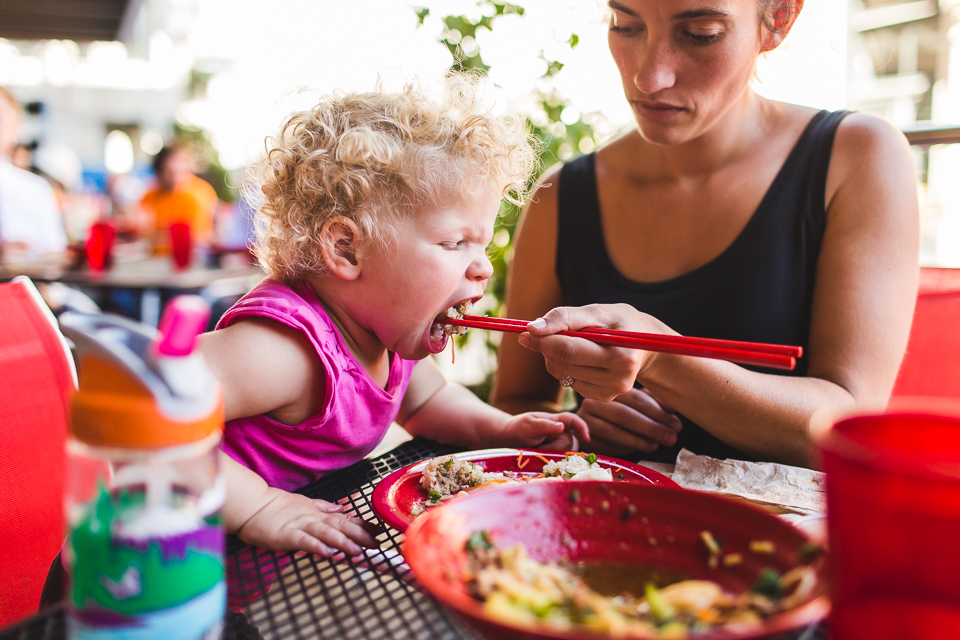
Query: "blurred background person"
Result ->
[[30, 140, 104, 246], [0, 87, 68, 262], [133, 140, 219, 254], [11, 141, 34, 170]]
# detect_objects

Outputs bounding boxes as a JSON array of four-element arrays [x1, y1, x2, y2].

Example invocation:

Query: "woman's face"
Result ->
[[607, 0, 767, 145]]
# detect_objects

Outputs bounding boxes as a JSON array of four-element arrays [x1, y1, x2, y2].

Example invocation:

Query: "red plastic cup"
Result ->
[[85, 222, 115, 273], [169, 222, 192, 270], [815, 404, 960, 639]]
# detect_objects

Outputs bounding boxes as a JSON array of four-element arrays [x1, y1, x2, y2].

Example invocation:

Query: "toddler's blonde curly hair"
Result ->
[[246, 75, 537, 282]]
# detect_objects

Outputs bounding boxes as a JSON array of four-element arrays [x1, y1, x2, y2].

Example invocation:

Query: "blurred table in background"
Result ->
[[0, 255, 264, 326]]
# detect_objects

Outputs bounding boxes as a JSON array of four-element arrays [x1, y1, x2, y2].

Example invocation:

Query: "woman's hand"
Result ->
[[517, 304, 667, 402], [237, 488, 380, 557], [577, 387, 682, 456], [502, 411, 590, 451]]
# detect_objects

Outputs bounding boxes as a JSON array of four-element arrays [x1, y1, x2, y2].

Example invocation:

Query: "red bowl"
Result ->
[[403, 481, 829, 640]]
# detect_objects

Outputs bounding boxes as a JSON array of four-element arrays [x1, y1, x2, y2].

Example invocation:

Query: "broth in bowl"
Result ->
[[403, 482, 828, 640]]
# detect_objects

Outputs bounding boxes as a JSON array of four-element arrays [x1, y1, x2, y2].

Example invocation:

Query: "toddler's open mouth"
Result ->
[[430, 301, 473, 344]]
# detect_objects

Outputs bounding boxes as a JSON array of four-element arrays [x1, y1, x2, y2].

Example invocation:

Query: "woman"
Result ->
[[491, 0, 918, 467]]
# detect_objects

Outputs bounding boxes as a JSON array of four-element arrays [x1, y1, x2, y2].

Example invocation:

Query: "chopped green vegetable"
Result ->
[[751, 568, 784, 601], [428, 491, 442, 503], [644, 582, 677, 625], [585, 453, 597, 465], [444, 458, 454, 469], [465, 530, 494, 552]]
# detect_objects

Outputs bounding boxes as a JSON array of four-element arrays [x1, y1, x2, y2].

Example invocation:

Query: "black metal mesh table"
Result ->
[[0, 438, 827, 640], [219, 438, 469, 639]]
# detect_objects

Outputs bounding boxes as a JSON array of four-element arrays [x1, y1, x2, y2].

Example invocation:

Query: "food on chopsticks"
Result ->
[[431, 301, 473, 364], [412, 453, 613, 515], [462, 530, 820, 638], [433, 301, 473, 338]]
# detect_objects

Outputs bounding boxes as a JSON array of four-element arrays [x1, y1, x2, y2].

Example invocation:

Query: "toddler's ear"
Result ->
[[320, 216, 362, 280]]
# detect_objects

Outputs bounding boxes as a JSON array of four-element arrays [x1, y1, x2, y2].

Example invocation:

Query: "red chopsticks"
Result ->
[[442, 315, 800, 371]]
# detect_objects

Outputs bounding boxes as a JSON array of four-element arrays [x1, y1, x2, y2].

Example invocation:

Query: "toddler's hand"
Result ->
[[503, 411, 590, 451], [237, 488, 380, 557]]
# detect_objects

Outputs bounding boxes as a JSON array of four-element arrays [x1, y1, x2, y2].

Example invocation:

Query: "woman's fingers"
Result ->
[[581, 407, 660, 453], [579, 395, 679, 450], [520, 305, 668, 400], [519, 333, 646, 401], [616, 388, 683, 433], [528, 304, 638, 335]]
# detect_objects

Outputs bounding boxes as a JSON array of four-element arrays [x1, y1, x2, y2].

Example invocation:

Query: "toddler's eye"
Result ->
[[442, 241, 466, 250]]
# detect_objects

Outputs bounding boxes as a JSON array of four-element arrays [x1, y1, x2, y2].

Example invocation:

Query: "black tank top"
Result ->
[[556, 109, 849, 461]]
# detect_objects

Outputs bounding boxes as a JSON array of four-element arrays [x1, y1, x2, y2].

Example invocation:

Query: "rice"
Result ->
[[436, 301, 472, 337], [420, 455, 490, 495], [542, 454, 613, 481]]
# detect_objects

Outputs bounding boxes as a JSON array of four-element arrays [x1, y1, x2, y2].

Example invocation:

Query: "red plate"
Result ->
[[371, 448, 678, 532]]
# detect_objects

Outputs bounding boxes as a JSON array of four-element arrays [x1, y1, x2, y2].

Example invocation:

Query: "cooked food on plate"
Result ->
[[462, 530, 821, 638], [414, 452, 614, 515]]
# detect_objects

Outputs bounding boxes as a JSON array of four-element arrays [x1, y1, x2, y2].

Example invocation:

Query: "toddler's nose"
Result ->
[[469, 253, 494, 282]]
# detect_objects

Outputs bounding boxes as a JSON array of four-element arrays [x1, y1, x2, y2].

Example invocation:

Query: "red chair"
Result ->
[[0, 277, 76, 627], [891, 267, 960, 399]]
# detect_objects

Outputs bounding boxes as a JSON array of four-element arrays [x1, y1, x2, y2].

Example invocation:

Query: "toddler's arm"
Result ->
[[397, 359, 589, 450], [222, 454, 379, 556]]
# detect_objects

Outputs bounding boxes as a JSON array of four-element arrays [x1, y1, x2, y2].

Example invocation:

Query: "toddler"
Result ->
[[200, 77, 589, 557]]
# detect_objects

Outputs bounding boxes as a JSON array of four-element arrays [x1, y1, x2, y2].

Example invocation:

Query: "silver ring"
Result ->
[[559, 374, 575, 388]]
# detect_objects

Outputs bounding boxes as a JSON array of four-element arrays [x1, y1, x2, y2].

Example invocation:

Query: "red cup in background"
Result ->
[[85, 222, 115, 273], [169, 222, 192, 270], [815, 405, 960, 640]]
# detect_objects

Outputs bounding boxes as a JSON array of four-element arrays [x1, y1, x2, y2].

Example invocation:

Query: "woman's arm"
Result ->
[[491, 166, 683, 455], [490, 166, 567, 414], [519, 113, 919, 466]]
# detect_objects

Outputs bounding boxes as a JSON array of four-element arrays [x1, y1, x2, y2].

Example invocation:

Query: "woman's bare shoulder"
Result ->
[[828, 111, 914, 200], [833, 111, 911, 159]]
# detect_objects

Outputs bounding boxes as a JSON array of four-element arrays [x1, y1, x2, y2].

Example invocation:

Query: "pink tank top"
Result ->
[[216, 278, 418, 491]]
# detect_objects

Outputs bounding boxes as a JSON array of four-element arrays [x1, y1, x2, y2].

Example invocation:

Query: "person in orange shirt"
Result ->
[[138, 142, 219, 253]]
